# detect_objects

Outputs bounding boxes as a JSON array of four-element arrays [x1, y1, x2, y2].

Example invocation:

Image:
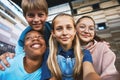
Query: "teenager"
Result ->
[[76, 16, 120, 80]]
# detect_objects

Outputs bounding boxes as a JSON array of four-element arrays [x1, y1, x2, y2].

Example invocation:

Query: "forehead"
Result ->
[[26, 31, 41, 36], [80, 18, 94, 23], [79, 18, 94, 25], [56, 15, 72, 20], [26, 9, 46, 13], [54, 16, 73, 25]]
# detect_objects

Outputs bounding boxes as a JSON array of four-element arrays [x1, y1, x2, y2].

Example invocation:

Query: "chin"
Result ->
[[34, 28, 42, 31], [33, 26, 43, 30], [81, 39, 91, 43]]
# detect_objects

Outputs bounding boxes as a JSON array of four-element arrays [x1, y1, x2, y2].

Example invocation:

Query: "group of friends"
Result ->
[[0, 0, 119, 80]]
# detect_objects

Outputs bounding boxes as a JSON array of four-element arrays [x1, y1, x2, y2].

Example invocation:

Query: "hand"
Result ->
[[82, 49, 93, 63], [0, 52, 15, 70], [103, 41, 111, 48]]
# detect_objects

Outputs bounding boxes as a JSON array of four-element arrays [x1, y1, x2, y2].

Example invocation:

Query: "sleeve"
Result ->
[[0, 64, 6, 80], [44, 22, 52, 47], [18, 26, 32, 47], [15, 26, 32, 55], [101, 44, 120, 80], [0, 57, 15, 80], [82, 49, 93, 63], [15, 44, 24, 55]]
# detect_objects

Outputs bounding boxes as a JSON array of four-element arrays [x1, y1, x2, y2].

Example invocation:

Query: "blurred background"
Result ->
[[0, 0, 120, 73]]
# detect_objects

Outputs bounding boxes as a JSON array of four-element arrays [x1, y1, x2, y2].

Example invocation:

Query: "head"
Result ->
[[76, 16, 95, 44], [51, 13, 76, 49], [24, 30, 46, 59], [21, 0, 48, 31], [47, 13, 83, 80]]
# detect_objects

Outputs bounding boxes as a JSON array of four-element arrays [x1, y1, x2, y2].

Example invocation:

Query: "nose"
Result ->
[[32, 36, 39, 41], [62, 29, 68, 35], [84, 27, 89, 33], [33, 15, 40, 22]]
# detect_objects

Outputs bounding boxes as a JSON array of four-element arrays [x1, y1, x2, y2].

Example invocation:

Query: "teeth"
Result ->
[[32, 44, 40, 48]]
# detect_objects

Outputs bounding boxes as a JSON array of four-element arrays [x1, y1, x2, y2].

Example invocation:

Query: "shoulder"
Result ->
[[95, 41, 116, 57], [18, 26, 32, 47], [0, 54, 24, 74], [7, 54, 24, 65], [45, 22, 52, 30], [94, 41, 111, 51], [45, 22, 51, 27], [41, 49, 52, 79], [43, 48, 49, 61]]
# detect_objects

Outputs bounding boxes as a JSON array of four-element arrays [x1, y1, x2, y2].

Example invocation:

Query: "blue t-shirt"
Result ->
[[0, 49, 51, 80]]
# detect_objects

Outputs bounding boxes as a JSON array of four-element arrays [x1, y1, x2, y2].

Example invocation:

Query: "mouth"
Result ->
[[33, 24, 41, 27], [32, 25, 43, 30], [31, 43, 41, 49], [61, 37, 69, 41], [81, 34, 90, 38]]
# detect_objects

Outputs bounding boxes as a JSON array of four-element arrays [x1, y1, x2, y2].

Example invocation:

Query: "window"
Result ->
[[97, 23, 107, 30], [92, 3, 100, 11]]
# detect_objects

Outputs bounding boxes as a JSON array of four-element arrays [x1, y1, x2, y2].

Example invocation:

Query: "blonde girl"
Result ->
[[47, 13, 100, 80]]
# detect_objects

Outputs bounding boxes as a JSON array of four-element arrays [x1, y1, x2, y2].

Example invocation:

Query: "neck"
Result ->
[[80, 40, 89, 46], [61, 44, 72, 51], [24, 56, 43, 73], [81, 40, 94, 49]]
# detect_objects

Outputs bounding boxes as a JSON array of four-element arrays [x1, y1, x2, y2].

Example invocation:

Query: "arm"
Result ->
[[0, 27, 31, 70], [101, 45, 119, 80], [0, 43, 24, 70], [83, 49, 101, 80], [83, 62, 101, 80]]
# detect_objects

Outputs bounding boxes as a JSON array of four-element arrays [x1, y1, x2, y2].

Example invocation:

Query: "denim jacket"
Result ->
[[57, 45, 75, 80]]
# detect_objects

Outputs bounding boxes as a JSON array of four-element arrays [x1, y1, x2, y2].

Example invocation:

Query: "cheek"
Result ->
[[24, 46, 29, 53], [41, 17, 47, 22], [91, 32, 95, 38], [77, 30, 82, 36], [24, 41, 31, 47], [53, 31, 62, 38], [40, 16, 47, 22], [41, 40, 46, 47], [26, 19, 32, 25]]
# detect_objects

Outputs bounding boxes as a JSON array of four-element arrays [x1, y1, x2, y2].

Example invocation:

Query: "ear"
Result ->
[[51, 30, 56, 38], [74, 29, 77, 35]]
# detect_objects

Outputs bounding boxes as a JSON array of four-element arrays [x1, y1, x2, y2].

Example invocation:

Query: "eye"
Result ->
[[38, 35, 44, 39], [55, 26, 63, 31], [89, 27, 95, 31], [25, 36, 32, 41], [79, 25, 85, 28], [38, 13, 44, 17], [67, 25, 73, 30], [27, 13, 35, 18]]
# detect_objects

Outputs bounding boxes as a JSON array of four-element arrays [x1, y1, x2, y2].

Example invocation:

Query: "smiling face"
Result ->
[[76, 17, 95, 43], [52, 15, 76, 48], [24, 31, 46, 58], [25, 9, 47, 31]]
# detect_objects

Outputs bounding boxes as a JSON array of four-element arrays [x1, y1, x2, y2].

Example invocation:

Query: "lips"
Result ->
[[81, 34, 90, 38], [61, 37, 69, 41], [31, 43, 41, 49]]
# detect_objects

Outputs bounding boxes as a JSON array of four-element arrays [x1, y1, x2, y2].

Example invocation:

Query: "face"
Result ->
[[25, 9, 48, 31], [24, 31, 46, 58], [52, 16, 76, 47], [76, 18, 95, 43]]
